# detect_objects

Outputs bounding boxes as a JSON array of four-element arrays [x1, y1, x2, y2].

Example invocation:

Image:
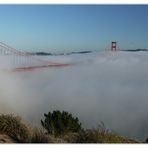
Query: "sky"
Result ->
[[0, 5, 148, 51]]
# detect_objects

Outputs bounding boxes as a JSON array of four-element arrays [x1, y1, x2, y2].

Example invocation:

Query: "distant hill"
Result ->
[[67, 51, 92, 55], [31, 49, 148, 56], [121, 49, 148, 52], [31, 50, 93, 56], [35, 52, 53, 56]]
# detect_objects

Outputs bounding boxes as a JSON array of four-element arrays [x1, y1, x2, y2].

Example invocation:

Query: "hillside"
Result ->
[[0, 132, 141, 143], [0, 114, 142, 143]]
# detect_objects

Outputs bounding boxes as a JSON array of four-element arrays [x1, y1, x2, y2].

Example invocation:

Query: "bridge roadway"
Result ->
[[0, 42, 74, 72]]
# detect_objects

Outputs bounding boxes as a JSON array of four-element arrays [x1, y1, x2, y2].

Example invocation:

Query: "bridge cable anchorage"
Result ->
[[0, 42, 73, 72]]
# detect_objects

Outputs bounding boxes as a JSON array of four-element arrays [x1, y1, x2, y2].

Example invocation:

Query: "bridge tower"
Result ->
[[111, 41, 117, 51]]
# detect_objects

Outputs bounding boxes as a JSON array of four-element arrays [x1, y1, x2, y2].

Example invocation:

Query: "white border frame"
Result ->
[[0, 0, 148, 4]]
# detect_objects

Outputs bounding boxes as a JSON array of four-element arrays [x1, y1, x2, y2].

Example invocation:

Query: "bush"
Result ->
[[76, 122, 114, 143], [0, 114, 31, 143], [77, 129, 118, 143], [31, 128, 51, 143], [62, 132, 79, 143], [41, 110, 82, 137], [76, 122, 140, 143]]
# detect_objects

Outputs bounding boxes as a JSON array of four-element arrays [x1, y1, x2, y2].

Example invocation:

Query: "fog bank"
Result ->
[[0, 51, 148, 140]]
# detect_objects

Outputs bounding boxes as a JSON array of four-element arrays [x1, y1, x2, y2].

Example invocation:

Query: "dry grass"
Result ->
[[0, 114, 31, 143], [76, 129, 140, 143], [0, 134, 17, 143], [31, 128, 51, 143], [74, 123, 140, 143]]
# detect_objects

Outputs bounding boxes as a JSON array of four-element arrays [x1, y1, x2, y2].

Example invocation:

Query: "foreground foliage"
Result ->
[[62, 122, 140, 143], [0, 114, 31, 142], [41, 110, 82, 137], [0, 112, 141, 143], [31, 128, 51, 143]]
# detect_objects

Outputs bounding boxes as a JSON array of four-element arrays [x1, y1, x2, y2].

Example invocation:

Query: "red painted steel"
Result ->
[[111, 41, 117, 51]]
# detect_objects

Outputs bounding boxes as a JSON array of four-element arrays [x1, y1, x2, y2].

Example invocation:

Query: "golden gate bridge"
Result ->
[[0, 41, 119, 72], [0, 42, 74, 72]]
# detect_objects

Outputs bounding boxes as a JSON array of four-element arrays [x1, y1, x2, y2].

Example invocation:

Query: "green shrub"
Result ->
[[41, 110, 82, 137], [0, 114, 31, 143]]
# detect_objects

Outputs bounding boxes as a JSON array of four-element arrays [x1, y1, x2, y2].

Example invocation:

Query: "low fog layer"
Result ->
[[0, 51, 148, 140]]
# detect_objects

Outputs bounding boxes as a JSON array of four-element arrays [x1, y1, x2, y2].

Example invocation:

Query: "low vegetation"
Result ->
[[31, 128, 51, 143], [0, 112, 142, 143], [0, 114, 31, 143], [41, 110, 82, 137]]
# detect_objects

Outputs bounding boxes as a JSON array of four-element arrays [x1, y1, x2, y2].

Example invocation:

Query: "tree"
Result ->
[[41, 110, 82, 137]]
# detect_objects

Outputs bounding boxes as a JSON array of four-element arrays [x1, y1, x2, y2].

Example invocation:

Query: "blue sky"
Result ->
[[0, 5, 148, 51]]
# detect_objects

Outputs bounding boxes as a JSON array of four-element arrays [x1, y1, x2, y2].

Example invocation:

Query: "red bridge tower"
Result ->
[[111, 41, 117, 51]]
